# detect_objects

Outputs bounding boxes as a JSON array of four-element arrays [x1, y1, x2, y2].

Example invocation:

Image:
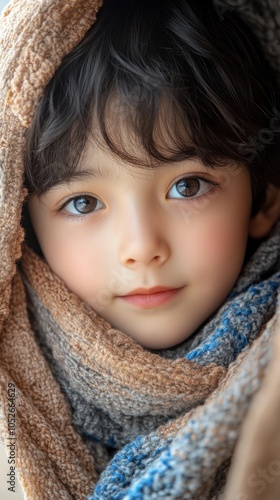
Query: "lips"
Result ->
[[123, 286, 178, 296], [118, 286, 185, 309]]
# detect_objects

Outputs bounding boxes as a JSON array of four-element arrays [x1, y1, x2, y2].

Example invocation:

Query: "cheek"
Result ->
[[181, 208, 250, 281], [202, 229, 243, 272], [37, 223, 106, 298]]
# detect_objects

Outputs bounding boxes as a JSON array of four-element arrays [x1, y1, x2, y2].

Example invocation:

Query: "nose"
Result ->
[[118, 202, 170, 268]]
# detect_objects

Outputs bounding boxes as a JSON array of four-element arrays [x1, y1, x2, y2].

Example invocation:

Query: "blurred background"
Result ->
[[0, 0, 9, 11]]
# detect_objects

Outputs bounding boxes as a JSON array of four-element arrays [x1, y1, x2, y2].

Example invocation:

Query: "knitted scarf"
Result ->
[[17, 221, 280, 499], [1, 1, 280, 499]]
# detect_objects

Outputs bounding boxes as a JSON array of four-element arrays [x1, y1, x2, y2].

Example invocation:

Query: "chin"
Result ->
[[135, 335, 189, 350]]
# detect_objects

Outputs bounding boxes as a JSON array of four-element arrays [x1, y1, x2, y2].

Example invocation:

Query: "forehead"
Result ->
[[44, 147, 244, 202], [90, 93, 193, 164]]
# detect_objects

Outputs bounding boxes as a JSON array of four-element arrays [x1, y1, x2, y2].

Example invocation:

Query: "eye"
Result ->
[[167, 176, 216, 200], [62, 195, 104, 216]]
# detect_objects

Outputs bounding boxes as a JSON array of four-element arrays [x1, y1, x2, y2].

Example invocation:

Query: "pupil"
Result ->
[[177, 178, 199, 197], [74, 196, 96, 213]]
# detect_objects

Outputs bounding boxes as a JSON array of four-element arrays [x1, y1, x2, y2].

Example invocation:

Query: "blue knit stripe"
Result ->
[[88, 324, 273, 499], [186, 276, 280, 364], [90, 435, 171, 499], [88, 277, 280, 499], [87, 226, 280, 499]]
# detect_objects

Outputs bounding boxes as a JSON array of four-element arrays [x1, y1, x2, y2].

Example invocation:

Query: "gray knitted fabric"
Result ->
[[20, 219, 280, 499], [1, 0, 280, 499], [213, 0, 280, 86], [19, 1, 280, 497]]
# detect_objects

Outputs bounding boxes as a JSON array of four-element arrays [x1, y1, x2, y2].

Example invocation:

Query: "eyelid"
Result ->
[[56, 194, 104, 220], [177, 172, 219, 184], [166, 174, 220, 203], [55, 172, 221, 218], [58, 192, 100, 210], [55, 170, 218, 202], [168, 173, 220, 190]]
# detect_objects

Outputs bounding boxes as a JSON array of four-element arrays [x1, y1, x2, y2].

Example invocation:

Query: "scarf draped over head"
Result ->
[[1, 1, 280, 499]]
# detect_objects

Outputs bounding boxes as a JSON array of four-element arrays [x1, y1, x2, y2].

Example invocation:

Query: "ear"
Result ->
[[249, 183, 280, 239]]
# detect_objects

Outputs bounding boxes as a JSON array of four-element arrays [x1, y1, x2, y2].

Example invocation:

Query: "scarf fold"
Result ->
[[19, 245, 224, 450], [1, 1, 280, 498], [16, 221, 280, 498]]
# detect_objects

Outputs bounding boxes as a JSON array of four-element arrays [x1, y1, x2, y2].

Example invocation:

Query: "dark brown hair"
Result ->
[[24, 0, 280, 216]]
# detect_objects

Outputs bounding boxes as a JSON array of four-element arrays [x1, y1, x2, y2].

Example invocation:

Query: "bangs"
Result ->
[[24, 0, 280, 215]]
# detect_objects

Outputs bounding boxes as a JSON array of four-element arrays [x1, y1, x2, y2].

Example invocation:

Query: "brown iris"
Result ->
[[73, 196, 98, 214], [176, 178, 200, 197]]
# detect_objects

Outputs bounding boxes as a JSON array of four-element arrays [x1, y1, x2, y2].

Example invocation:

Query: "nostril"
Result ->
[[126, 259, 136, 264]]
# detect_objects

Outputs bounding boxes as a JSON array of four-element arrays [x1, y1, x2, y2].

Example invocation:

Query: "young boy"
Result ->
[[1, 0, 280, 498], [22, 0, 280, 352]]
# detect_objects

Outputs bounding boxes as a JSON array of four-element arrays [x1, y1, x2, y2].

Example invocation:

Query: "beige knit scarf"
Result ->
[[0, 2, 102, 498], [1, 237, 279, 499], [1, 1, 280, 499]]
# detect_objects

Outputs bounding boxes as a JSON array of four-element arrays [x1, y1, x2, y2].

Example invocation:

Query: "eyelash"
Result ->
[[57, 175, 220, 221]]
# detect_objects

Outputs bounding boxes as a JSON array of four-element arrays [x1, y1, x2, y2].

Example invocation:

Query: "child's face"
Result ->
[[27, 137, 253, 349]]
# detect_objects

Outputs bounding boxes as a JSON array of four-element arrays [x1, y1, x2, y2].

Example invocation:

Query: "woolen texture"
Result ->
[[0, 1, 280, 499], [19, 224, 280, 499]]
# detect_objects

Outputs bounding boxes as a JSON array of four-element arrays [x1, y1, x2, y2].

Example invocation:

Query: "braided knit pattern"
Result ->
[[213, 0, 280, 87], [19, 222, 280, 499], [88, 226, 280, 499], [0, 0, 280, 499], [91, 325, 273, 499]]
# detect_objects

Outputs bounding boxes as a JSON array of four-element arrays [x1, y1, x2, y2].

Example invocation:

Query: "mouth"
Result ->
[[117, 286, 185, 309]]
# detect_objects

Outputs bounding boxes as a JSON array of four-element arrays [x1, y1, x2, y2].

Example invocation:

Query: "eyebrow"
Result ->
[[65, 168, 108, 181], [44, 153, 218, 196], [45, 161, 159, 195], [46, 166, 115, 193]]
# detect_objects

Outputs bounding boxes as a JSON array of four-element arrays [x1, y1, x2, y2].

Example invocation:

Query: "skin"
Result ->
[[27, 125, 258, 349]]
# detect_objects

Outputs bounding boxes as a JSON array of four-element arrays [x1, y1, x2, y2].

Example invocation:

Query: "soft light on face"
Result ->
[[27, 137, 253, 349]]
